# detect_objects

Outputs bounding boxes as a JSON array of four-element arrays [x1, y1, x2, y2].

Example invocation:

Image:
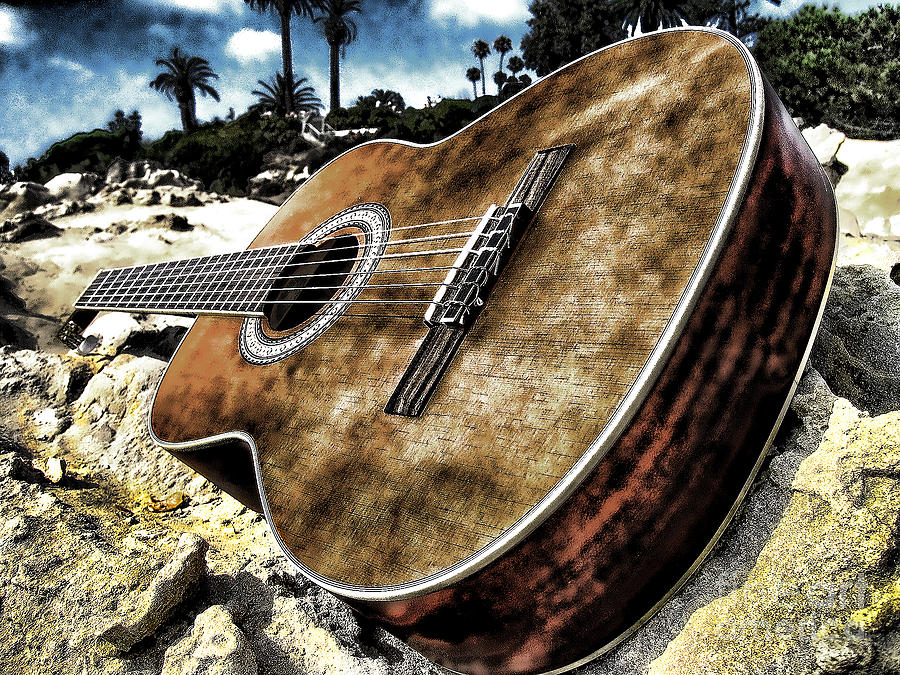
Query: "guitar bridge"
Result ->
[[385, 144, 575, 417]]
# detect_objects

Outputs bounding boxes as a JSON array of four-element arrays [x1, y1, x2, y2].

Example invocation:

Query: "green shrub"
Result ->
[[754, 4, 900, 139], [15, 127, 141, 183]]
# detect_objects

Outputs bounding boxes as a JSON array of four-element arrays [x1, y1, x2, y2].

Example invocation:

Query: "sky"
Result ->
[[0, 0, 892, 167]]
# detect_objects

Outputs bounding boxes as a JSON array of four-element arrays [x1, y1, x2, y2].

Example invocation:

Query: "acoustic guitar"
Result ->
[[61, 27, 836, 675]]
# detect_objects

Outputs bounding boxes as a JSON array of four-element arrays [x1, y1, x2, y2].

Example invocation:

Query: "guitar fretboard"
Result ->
[[75, 244, 302, 316]]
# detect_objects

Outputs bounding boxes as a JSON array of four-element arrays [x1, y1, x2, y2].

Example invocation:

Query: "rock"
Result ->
[[112, 190, 133, 206], [648, 399, 900, 675], [105, 159, 158, 185], [43, 172, 99, 201], [44, 457, 66, 484], [0, 182, 54, 219], [165, 214, 193, 232], [804, 124, 847, 166], [160, 605, 257, 675], [246, 158, 310, 204], [832, 136, 900, 241], [814, 632, 873, 674], [811, 265, 900, 415], [0, 212, 62, 243], [99, 532, 209, 652]]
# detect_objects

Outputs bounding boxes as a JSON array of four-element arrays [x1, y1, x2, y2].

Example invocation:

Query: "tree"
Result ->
[[466, 66, 482, 99], [245, 0, 322, 115], [107, 109, 142, 138], [314, 0, 361, 112], [507, 55, 525, 77], [754, 4, 900, 139], [149, 48, 220, 133], [0, 150, 12, 185], [612, 0, 694, 32], [689, 0, 774, 43], [471, 39, 491, 96], [493, 34, 513, 73], [493, 70, 508, 96], [521, 0, 622, 76], [251, 72, 322, 115], [369, 88, 405, 112]]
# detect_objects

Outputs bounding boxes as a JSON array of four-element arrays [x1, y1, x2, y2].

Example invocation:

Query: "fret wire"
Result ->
[[104, 268, 126, 307], [197, 256, 221, 308], [138, 261, 165, 309], [188, 255, 211, 309], [236, 250, 264, 311], [122, 263, 145, 308], [158, 261, 181, 309], [246, 246, 288, 312], [82, 269, 110, 304], [229, 250, 251, 311], [214, 252, 242, 311], [193, 254, 215, 311], [192, 255, 213, 309], [226, 249, 250, 312]]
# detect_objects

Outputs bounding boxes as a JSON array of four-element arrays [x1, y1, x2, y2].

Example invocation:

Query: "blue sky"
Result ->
[[0, 0, 892, 167]]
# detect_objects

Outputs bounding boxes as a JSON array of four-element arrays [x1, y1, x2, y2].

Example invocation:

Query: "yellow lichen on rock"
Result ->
[[649, 400, 900, 675]]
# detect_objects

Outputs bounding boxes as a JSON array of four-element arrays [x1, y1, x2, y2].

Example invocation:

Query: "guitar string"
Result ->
[[78, 212, 503, 316], [85, 214, 486, 279], [79, 226, 491, 303], [80, 210, 505, 309], [78, 260, 462, 307], [75, 265, 462, 310], [76, 264, 460, 307]]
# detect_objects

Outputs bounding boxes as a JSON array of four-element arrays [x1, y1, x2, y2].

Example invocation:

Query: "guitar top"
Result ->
[[67, 28, 837, 675]]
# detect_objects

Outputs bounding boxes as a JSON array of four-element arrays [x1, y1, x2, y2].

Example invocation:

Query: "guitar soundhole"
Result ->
[[263, 234, 360, 332]]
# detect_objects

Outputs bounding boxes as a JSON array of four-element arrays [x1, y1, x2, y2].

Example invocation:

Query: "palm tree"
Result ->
[[244, 0, 322, 115], [507, 55, 525, 78], [613, 0, 693, 32], [493, 70, 508, 96], [493, 35, 512, 74], [471, 39, 490, 97], [370, 88, 405, 112], [149, 48, 220, 133], [251, 72, 322, 115], [314, 0, 361, 111], [465, 66, 481, 99]]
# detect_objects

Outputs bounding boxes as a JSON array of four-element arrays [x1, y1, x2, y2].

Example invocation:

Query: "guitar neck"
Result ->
[[75, 246, 298, 317]]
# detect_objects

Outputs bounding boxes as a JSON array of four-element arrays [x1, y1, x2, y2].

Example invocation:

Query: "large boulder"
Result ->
[[649, 400, 900, 675], [43, 172, 99, 201], [811, 265, 900, 416], [0, 182, 54, 220], [0, 211, 62, 243], [106, 159, 199, 191]]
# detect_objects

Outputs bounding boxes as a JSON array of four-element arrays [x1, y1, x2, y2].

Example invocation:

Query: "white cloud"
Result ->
[[0, 7, 36, 46], [226, 28, 282, 63], [137, 0, 245, 14], [48, 57, 94, 82], [429, 0, 529, 27]]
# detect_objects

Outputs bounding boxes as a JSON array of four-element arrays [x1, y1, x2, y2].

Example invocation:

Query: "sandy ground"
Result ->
[[1, 199, 278, 350]]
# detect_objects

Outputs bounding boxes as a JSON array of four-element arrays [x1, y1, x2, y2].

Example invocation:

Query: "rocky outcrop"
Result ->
[[100, 533, 210, 652], [0, 211, 62, 243], [0, 182, 55, 220], [246, 151, 321, 204], [44, 172, 99, 201], [160, 606, 257, 675], [812, 265, 900, 416], [649, 400, 900, 675]]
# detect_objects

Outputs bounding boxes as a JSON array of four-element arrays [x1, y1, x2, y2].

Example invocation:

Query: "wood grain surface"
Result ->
[[151, 30, 754, 588]]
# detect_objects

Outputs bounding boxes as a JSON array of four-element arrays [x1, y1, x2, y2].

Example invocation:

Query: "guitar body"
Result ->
[[147, 28, 836, 675]]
